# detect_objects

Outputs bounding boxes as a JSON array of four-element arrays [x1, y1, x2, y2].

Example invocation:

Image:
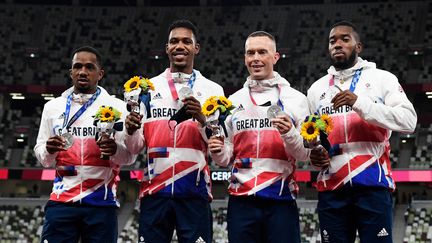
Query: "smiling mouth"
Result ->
[[173, 52, 187, 57], [251, 65, 263, 70]]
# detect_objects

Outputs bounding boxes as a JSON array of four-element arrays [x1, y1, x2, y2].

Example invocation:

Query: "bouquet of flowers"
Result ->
[[93, 105, 123, 159], [201, 96, 235, 137], [301, 113, 334, 154], [123, 76, 154, 116]]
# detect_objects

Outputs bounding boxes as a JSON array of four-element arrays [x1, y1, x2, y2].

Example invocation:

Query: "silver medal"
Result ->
[[178, 87, 194, 100], [62, 132, 74, 150], [328, 85, 342, 101], [267, 105, 283, 119]]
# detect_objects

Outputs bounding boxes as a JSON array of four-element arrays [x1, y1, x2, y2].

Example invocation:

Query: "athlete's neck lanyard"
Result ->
[[63, 87, 101, 130], [248, 84, 284, 111], [329, 68, 363, 93], [166, 69, 196, 100]]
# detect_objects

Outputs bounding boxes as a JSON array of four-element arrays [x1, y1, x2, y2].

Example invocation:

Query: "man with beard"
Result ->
[[124, 19, 224, 243], [307, 21, 417, 243], [208, 31, 310, 243], [34, 46, 136, 242]]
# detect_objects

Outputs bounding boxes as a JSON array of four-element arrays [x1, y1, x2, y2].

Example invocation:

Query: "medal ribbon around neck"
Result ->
[[329, 68, 363, 93], [249, 84, 284, 111], [62, 87, 101, 131], [166, 68, 196, 100]]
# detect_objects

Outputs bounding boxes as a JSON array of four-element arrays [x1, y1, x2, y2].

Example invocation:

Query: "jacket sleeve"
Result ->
[[281, 94, 311, 162], [209, 110, 234, 167], [33, 103, 58, 168], [111, 129, 139, 166], [352, 72, 417, 134], [123, 120, 146, 156]]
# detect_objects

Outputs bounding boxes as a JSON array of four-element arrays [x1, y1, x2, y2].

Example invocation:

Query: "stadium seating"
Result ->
[[0, 1, 429, 169], [409, 125, 432, 169], [403, 206, 432, 243], [0, 205, 44, 243], [0, 1, 424, 92]]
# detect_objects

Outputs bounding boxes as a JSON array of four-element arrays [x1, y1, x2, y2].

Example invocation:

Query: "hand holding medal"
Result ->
[[93, 106, 123, 160], [267, 104, 294, 135], [61, 132, 74, 150], [267, 104, 285, 119], [178, 87, 194, 101], [50, 114, 74, 152], [169, 87, 196, 126]]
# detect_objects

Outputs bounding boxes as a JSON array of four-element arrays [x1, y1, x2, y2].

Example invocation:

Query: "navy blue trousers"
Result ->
[[138, 196, 212, 243], [41, 201, 118, 243], [227, 196, 300, 243], [317, 187, 393, 243]]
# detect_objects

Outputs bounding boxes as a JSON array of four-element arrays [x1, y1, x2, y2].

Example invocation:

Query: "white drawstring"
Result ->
[[104, 183, 108, 200], [196, 168, 201, 186], [279, 177, 285, 196]]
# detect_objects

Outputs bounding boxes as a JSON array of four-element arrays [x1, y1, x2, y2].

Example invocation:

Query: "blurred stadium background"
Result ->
[[0, 0, 432, 242]]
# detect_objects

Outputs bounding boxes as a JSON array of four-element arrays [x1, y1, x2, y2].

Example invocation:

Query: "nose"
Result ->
[[78, 67, 88, 76], [175, 41, 185, 50], [252, 52, 260, 60], [333, 40, 343, 49]]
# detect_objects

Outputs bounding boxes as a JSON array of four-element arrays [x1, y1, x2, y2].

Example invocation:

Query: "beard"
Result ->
[[330, 51, 357, 70]]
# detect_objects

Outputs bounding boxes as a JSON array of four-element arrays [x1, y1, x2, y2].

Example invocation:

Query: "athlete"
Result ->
[[34, 46, 135, 242], [307, 20, 417, 243], [208, 31, 310, 243], [124, 19, 224, 243]]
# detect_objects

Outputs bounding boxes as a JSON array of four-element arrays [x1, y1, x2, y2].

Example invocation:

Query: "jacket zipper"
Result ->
[[254, 129, 260, 196], [172, 124, 177, 196], [343, 107, 352, 186], [80, 136, 84, 203]]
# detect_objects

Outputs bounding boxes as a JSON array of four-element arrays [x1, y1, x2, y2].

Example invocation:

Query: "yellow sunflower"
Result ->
[[301, 121, 320, 141], [124, 76, 142, 92], [99, 106, 115, 122], [218, 96, 232, 109], [140, 78, 155, 91], [321, 114, 333, 134], [202, 97, 219, 116]]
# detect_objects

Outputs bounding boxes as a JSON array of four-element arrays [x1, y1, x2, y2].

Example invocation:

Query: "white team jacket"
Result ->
[[124, 69, 224, 200], [307, 58, 417, 191], [211, 72, 310, 200], [34, 86, 135, 206]]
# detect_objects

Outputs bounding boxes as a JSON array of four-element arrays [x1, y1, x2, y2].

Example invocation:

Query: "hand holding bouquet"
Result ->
[[93, 106, 123, 160], [123, 76, 154, 115], [301, 113, 333, 154], [201, 96, 234, 138]]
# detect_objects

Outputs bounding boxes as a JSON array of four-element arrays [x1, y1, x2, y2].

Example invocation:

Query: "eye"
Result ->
[[86, 64, 96, 70], [183, 39, 193, 44], [72, 63, 83, 69]]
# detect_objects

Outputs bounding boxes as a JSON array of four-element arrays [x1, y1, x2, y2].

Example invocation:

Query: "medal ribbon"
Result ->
[[326, 68, 362, 157], [329, 68, 363, 92], [166, 68, 196, 100], [249, 84, 284, 111], [62, 87, 101, 131]]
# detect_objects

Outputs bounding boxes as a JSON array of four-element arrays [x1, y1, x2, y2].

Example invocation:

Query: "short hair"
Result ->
[[168, 19, 199, 43], [246, 31, 277, 51], [331, 20, 361, 42], [247, 31, 276, 42], [71, 46, 103, 67]]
